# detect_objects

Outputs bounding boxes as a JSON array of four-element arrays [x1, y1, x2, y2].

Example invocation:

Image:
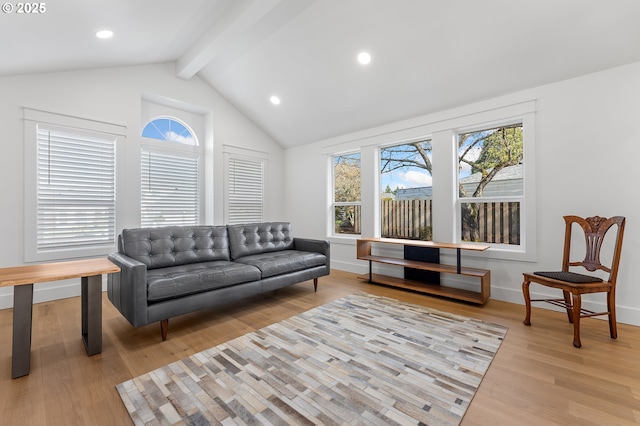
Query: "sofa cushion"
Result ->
[[234, 250, 327, 279], [121, 226, 230, 270], [146, 260, 261, 302], [228, 222, 294, 260]]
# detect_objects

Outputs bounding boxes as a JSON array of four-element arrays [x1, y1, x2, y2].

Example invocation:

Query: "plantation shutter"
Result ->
[[141, 149, 200, 226], [228, 156, 263, 224], [36, 125, 116, 251]]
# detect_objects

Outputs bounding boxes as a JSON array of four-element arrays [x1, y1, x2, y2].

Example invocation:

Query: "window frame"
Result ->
[[223, 146, 268, 225], [140, 114, 203, 228], [24, 108, 123, 262], [331, 151, 362, 237], [455, 121, 525, 250], [379, 138, 433, 240]]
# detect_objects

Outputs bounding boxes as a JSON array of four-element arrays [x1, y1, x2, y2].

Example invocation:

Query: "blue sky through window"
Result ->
[[380, 142, 432, 192], [381, 164, 432, 192], [142, 118, 196, 145]]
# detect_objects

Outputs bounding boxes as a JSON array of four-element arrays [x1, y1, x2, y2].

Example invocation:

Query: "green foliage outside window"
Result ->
[[333, 153, 361, 234]]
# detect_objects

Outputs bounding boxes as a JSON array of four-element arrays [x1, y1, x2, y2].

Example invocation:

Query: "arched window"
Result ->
[[142, 117, 197, 146], [140, 116, 201, 227]]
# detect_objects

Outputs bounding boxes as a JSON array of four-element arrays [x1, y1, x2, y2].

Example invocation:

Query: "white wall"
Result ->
[[0, 62, 284, 307], [285, 61, 640, 326]]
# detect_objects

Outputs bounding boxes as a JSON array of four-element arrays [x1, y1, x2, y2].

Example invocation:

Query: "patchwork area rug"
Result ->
[[117, 293, 507, 425]]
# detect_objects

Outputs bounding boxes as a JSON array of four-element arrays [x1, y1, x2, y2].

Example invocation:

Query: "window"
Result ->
[[142, 117, 197, 146], [141, 149, 200, 226], [457, 123, 523, 245], [36, 125, 116, 251], [380, 140, 433, 240], [24, 108, 122, 262], [141, 116, 202, 227], [333, 152, 361, 235], [226, 155, 264, 224], [327, 101, 534, 258]]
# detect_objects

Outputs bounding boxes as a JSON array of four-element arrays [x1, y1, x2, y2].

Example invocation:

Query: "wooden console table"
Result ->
[[356, 238, 490, 304], [0, 258, 120, 378]]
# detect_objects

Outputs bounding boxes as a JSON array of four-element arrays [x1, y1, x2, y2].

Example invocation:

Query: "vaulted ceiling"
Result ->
[[3, 0, 640, 148]]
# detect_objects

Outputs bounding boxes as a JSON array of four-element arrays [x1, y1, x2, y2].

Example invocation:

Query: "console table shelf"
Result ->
[[356, 238, 491, 304]]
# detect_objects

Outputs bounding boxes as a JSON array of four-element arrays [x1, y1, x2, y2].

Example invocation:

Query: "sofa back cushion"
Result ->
[[228, 222, 294, 260], [120, 226, 230, 269]]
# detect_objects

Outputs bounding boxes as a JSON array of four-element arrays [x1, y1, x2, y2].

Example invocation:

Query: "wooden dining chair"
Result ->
[[522, 215, 626, 348]]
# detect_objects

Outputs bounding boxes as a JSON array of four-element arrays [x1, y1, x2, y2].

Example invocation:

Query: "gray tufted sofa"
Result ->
[[107, 222, 329, 340]]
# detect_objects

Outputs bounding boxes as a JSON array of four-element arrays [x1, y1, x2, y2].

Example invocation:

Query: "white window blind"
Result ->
[[141, 149, 200, 227], [227, 156, 264, 224], [36, 124, 116, 251]]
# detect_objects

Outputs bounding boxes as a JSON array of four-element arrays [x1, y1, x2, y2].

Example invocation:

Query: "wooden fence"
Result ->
[[472, 201, 521, 245], [342, 199, 520, 245], [380, 199, 432, 240]]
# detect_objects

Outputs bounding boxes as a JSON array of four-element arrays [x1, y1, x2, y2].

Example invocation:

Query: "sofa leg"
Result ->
[[313, 278, 318, 292], [160, 319, 168, 341]]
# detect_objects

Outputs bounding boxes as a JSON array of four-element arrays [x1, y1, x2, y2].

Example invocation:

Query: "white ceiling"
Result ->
[[3, 0, 640, 148]]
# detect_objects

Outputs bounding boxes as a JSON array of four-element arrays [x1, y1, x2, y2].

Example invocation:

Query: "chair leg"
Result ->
[[562, 290, 573, 323], [607, 290, 618, 339], [571, 293, 582, 348], [522, 277, 532, 326]]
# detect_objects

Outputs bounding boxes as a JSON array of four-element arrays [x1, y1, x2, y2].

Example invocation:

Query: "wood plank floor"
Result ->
[[1, 269, 638, 425]]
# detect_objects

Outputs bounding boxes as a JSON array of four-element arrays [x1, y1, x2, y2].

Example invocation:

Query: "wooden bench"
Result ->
[[0, 258, 120, 378], [356, 238, 490, 304]]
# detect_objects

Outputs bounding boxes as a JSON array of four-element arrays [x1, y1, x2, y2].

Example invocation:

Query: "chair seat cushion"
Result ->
[[533, 271, 603, 283], [147, 261, 262, 302]]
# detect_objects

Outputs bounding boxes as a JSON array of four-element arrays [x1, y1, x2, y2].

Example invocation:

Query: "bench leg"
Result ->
[[81, 275, 102, 356], [161, 319, 168, 341], [12, 284, 34, 379]]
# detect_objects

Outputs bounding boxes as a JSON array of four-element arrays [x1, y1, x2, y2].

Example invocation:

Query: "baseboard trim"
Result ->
[[333, 265, 640, 326], [2, 271, 637, 326]]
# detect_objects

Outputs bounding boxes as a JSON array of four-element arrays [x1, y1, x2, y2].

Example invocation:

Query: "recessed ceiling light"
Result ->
[[357, 51, 371, 65], [270, 96, 281, 105], [96, 30, 114, 39]]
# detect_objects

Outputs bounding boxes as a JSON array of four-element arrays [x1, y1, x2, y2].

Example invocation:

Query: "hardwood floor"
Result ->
[[1, 269, 638, 425]]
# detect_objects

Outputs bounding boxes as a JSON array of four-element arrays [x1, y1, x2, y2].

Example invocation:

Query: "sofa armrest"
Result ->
[[294, 238, 330, 272], [107, 252, 149, 326]]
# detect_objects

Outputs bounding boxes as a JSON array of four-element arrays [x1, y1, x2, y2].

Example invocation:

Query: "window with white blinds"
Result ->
[[36, 124, 116, 252], [141, 149, 200, 227], [227, 156, 264, 224]]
